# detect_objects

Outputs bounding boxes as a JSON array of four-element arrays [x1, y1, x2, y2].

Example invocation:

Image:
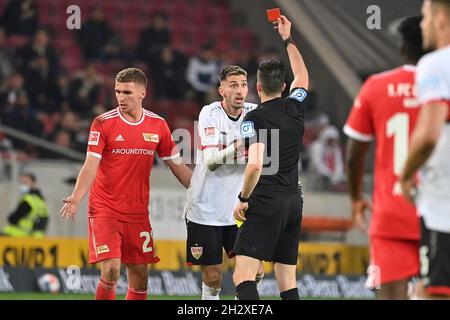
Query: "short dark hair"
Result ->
[[257, 60, 285, 94], [116, 68, 147, 87], [430, 0, 450, 7], [398, 15, 425, 63], [430, 0, 450, 16], [21, 172, 36, 183], [219, 65, 247, 82]]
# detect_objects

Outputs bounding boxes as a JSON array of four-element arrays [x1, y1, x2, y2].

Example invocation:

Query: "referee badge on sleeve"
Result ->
[[290, 88, 308, 102], [241, 121, 255, 138]]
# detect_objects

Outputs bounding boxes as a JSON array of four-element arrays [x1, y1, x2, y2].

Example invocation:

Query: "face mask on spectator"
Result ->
[[18, 184, 30, 195]]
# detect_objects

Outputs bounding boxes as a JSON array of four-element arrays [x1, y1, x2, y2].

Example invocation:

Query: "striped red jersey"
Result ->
[[87, 107, 179, 222]]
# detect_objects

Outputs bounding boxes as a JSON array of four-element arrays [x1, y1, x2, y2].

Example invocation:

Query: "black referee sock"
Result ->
[[236, 281, 259, 300], [280, 288, 300, 300]]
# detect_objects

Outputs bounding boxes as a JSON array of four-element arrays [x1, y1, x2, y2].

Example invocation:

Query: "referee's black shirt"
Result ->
[[241, 87, 307, 189]]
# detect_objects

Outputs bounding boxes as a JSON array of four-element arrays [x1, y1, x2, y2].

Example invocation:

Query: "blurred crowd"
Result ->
[[0, 0, 345, 192]]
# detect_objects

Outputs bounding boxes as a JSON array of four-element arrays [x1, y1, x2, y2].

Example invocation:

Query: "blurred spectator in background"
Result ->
[[0, 0, 38, 37], [68, 63, 103, 117], [1, 88, 42, 137], [186, 43, 221, 106], [136, 11, 171, 64], [53, 130, 72, 148], [0, 27, 15, 82], [17, 28, 59, 77], [0, 131, 14, 180], [152, 46, 188, 100], [48, 111, 85, 152], [310, 125, 345, 191], [76, 6, 113, 61], [23, 55, 60, 113], [0, 73, 28, 116], [1, 172, 49, 238]]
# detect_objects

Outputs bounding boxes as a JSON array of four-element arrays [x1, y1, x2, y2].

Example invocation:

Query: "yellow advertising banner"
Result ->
[[0, 238, 368, 275]]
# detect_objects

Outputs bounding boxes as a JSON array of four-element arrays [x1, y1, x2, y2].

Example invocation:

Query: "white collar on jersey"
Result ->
[[117, 107, 146, 125], [402, 65, 416, 72]]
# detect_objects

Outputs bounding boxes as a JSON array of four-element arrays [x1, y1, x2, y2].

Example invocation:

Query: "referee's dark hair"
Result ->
[[397, 15, 425, 64], [257, 59, 285, 95]]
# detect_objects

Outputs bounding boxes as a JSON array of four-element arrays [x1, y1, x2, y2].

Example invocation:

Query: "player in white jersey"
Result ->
[[400, 0, 450, 299], [184, 66, 264, 300]]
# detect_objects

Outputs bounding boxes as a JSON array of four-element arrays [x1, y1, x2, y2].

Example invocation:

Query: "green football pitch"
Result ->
[[0, 293, 351, 300], [0, 293, 216, 300], [0, 293, 283, 300]]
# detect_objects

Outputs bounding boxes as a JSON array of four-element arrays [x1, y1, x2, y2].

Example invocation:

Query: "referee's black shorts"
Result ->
[[233, 185, 303, 265]]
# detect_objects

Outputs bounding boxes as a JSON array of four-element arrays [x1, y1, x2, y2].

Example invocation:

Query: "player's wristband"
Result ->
[[238, 192, 249, 203], [284, 36, 295, 48]]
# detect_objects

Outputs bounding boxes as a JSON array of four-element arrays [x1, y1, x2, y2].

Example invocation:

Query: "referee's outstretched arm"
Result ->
[[274, 15, 309, 91]]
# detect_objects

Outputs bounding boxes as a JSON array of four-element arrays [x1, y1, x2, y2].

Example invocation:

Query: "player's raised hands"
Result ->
[[273, 15, 292, 41], [351, 197, 371, 233], [60, 196, 79, 222]]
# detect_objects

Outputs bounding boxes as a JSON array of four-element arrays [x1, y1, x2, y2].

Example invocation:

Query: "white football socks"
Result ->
[[202, 282, 221, 300], [255, 273, 264, 287]]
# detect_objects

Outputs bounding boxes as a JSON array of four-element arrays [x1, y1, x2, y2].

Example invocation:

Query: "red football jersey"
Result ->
[[87, 107, 179, 223], [344, 66, 420, 239]]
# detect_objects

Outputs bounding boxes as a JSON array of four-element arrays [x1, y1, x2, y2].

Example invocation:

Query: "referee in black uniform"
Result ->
[[232, 15, 308, 300]]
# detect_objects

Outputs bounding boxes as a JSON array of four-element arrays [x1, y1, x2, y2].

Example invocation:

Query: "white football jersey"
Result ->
[[416, 45, 450, 233], [184, 101, 257, 226]]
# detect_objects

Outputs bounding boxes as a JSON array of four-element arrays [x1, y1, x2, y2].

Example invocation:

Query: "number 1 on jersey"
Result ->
[[386, 113, 410, 176]]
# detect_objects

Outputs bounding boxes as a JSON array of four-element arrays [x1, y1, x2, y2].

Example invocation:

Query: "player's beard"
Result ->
[[231, 95, 245, 109]]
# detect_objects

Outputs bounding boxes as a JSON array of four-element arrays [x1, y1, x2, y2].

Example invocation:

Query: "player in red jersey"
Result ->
[[60, 68, 192, 300], [344, 16, 425, 299]]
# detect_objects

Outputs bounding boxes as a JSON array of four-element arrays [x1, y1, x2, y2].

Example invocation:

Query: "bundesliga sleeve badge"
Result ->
[[290, 88, 308, 102], [88, 131, 100, 146]]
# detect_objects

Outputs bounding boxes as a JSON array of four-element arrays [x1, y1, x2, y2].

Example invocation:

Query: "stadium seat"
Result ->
[[6, 35, 29, 48]]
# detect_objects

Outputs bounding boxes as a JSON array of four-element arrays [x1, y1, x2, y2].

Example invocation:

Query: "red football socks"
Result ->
[[96, 278, 117, 300], [125, 287, 148, 300]]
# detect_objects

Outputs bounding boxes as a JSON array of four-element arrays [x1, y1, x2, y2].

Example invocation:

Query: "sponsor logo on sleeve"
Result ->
[[204, 127, 216, 137], [143, 133, 159, 142], [88, 131, 100, 146], [290, 88, 308, 102], [241, 121, 255, 138]]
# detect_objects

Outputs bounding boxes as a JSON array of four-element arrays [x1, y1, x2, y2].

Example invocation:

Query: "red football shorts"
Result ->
[[88, 216, 160, 264], [367, 237, 419, 287]]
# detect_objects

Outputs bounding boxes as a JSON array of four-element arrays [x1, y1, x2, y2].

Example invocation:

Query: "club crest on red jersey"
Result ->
[[143, 133, 159, 142], [88, 131, 100, 145], [191, 246, 203, 260]]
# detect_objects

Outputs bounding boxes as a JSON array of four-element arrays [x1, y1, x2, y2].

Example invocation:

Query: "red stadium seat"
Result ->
[[6, 35, 29, 48]]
